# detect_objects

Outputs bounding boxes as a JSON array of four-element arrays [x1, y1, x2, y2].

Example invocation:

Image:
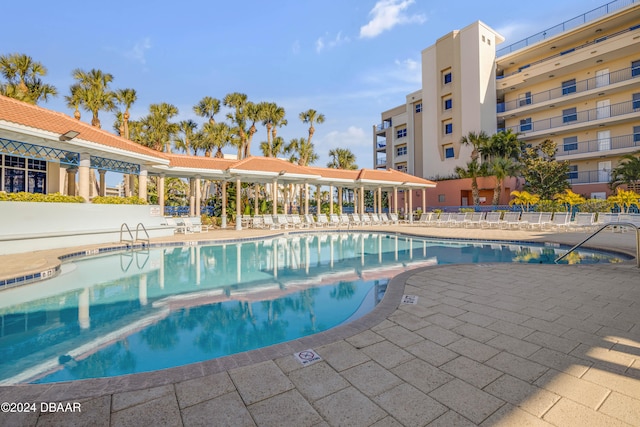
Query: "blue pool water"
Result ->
[[0, 232, 624, 384]]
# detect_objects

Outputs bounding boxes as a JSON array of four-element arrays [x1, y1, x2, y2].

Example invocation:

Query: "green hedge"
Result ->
[[91, 196, 148, 205], [0, 192, 85, 203]]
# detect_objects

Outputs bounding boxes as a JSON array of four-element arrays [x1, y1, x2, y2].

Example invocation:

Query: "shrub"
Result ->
[[459, 208, 475, 213], [91, 196, 148, 205], [579, 199, 609, 213], [0, 191, 85, 203], [535, 199, 562, 212]]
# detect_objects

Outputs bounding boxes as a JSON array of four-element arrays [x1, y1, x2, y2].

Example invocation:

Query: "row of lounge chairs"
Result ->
[[413, 211, 640, 231], [247, 213, 405, 230]]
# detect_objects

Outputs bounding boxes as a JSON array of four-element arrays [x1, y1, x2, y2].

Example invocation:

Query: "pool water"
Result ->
[[0, 232, 624, 384]]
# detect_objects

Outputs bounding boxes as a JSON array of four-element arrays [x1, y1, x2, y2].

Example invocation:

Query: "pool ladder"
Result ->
[[120, 223, 150, 247], [554, 222, 640, 268]]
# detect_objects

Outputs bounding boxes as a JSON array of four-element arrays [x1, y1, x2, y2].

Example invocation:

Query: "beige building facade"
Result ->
[[374, 0, 640, 206]]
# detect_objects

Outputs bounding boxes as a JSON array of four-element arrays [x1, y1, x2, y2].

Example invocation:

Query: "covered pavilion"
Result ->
[[0, 94, 436, 229]]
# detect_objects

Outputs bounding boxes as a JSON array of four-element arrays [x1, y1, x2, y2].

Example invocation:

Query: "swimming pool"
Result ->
[[0, 232, 624, 384]]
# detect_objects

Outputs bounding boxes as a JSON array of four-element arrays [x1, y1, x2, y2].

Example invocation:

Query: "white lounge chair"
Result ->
[[518, 212, 541, 229], [568, 212, 595, 231], [480, 212, 502, 228], [499, 212, 521, 229], [464, 212, 485, 228], [550, 212, 571, 230]]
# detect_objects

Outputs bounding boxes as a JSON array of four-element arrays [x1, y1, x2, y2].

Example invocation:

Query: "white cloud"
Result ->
[[123, 37, 152, 64], [292, 40, 301, 54], [321, 126, 369, 149], [359, 0, 426, 39], [316, 31, 351, 53]]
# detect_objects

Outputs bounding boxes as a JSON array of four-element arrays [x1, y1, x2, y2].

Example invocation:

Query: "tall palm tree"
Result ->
[[271, 106, 287, 147], [223, 92, 249, 159], [175, 120, 199, 155], [260, 102, 288, 156], [459, 131, 491, 205], [0, 53, 57, 104], [115, 88, 137, 139], [488, 156, 519, 205], [455, 159, 485, 206], [65, 84, 83, 120], [203, 122, 233, 158], [482, 129, 522, 162], [299, 109, 325, 147], [245, 102, 262, 158], [327, 148, 358, 170], [286, 137, 318, 166], [193, 96, 221, 125], [138, 103, 179, 152], [71, 68, 116, 128]]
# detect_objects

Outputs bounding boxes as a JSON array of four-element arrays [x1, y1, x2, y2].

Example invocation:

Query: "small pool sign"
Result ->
[[401, 295, 419, 305], [294, 349, 322, 366]]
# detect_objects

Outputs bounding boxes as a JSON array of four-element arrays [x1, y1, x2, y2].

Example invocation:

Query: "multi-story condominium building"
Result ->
[[375, 0, 640, 209]]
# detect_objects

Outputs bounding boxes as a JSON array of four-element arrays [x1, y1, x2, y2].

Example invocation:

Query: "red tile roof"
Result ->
[[0, 95, 168, 160]]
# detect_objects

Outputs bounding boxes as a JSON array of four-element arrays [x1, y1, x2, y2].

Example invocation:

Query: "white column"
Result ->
[[139, 166, 148, 202], [195, 175, 201, 217], [338, 187, 343, 214], [78, 153, 90, 201], [422, 188, 426, 211], [66, 168, 77, 196], [393, 187, 398, 214], [378, 187, 382, 214], [304, 183, 309, 215], [408, 188, 413, 224], [360, 187, 365, 215], [272, 180, 278, 215], [158, 174, 166, 216], [236, 178, 242, 230], [221, 181, 227, 229], [329, 185, 334, 215], [254, 183, 259, 215], [128, 174, 136, 197], [317, 185, 322, 216]]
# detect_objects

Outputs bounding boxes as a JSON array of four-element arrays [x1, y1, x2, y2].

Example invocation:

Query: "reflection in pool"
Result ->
[[0, 232, 623, 384]]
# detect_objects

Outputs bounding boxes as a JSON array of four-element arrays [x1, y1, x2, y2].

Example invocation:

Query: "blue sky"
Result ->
[[4, 0, 605, 174]]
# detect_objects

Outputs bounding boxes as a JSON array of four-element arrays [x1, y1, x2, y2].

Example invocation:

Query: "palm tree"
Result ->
[[483, 129, 522, 162], [138, 103, 179, 152], [455, 159, 485, 206], [0, 53, 57, 104], [223, 92, 249, 159], [260, 102, 288, 156], [609, 151, 640, 191], [65, 84, 83, 120], [286, 137, 318, 166], [203, 122, 233, 158], [606, 188, 640, 213], [488, 156, 519, 205], [115, 88, 137, 139], [175, 120, 199, 155], [260, 136, 285, 158], [299, 109, 325, 147], [327, 148, 358, 170], [460, 130, 490, 162], [244, 102, 262, 158], [71, 68, 116, 128], [193, 96, 221, 125]]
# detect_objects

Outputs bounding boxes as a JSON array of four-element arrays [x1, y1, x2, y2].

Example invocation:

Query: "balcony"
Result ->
[[376, 120, 392, 132], [496, 19, 640, 80], [497, 0, 636, 56], [375, 156, 387, 168], [557, 133, 640, 157], [502, 100, 640, 136], [497, 66, 639, 113], [376, 142, 386, 151], [567, 169, 612, 184]]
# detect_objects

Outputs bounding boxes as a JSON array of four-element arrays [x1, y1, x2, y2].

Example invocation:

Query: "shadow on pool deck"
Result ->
[[0, 226, 638, 426]]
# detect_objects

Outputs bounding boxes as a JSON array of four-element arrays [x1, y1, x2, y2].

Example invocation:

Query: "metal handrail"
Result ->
[[555, 222, 640, 267], [135, 223, 150, 247], [120, 223, 134, 245]]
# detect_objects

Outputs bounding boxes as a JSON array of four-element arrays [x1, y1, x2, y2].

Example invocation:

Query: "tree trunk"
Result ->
[[471, 178, 480, 205], [492, 179, 501, 206]]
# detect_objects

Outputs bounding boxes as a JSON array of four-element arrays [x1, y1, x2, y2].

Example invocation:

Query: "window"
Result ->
[[443, 72, 452, 84], [2, 155, 47, 193], [444, 122, 453, 135], [444, 98, 452, 110], [520, 118, 532, 132], [562, 107, 577, 123], [633, 93, 640, 110], [396, 146, 407, 156], [396, 128, 407, 139], [519, 92, 532, 106], [396, 164, 407, 173], [563, 136, 578, 152], [438, 194, 446, 203], [568, 165, 578, 180], [415, 103, 422, 113], [634, 125, 640, 143], [444, 147, 454, 158], [482, 35, 485, 42], [632, 60, 640, 77], [562, 79, 577, 95]]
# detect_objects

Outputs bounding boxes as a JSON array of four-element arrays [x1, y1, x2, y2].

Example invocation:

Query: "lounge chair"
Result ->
[[262, 215, 280, 229], [164, 217, 187, 234], [549, 212, 571, 230], [568, 212, 595, 231], [499, 212, 521, 229], [434, 212, 452, 227], [251, 215, 266, 229], [464, 212, 485, 228], [339, 214, 351, 227], [518, 212, 541, 229], [275, 214, 292, 229], [480, 212, 502, 228], [349, 213, 362, 226], [448, 213, 467, 227], [316, 214, 330, 227], [328, 214, 341, 227], [414, 212, 433, 226], [361, 213, 372, 226], [538, 212, 553, 229], [290, 215, 308, 229]]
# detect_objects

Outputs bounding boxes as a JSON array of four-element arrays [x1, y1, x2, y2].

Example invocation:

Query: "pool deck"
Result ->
[[1, 225, 639, 426]]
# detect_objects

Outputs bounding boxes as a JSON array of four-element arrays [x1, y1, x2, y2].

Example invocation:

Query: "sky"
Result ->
[[3, 0, 607, 180]]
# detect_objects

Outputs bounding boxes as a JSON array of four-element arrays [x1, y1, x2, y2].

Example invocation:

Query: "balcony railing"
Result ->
[[497, 66, 639, 113], [376, 156, 387, 166], [496, 21, 640, 80], [502, 100, 640, 135], [376, 120, 392, 131], [376, 142, 386, 150], [497, 0, 637, 56], [558, 133, 640, 156], [567, 170, 612, 184]]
